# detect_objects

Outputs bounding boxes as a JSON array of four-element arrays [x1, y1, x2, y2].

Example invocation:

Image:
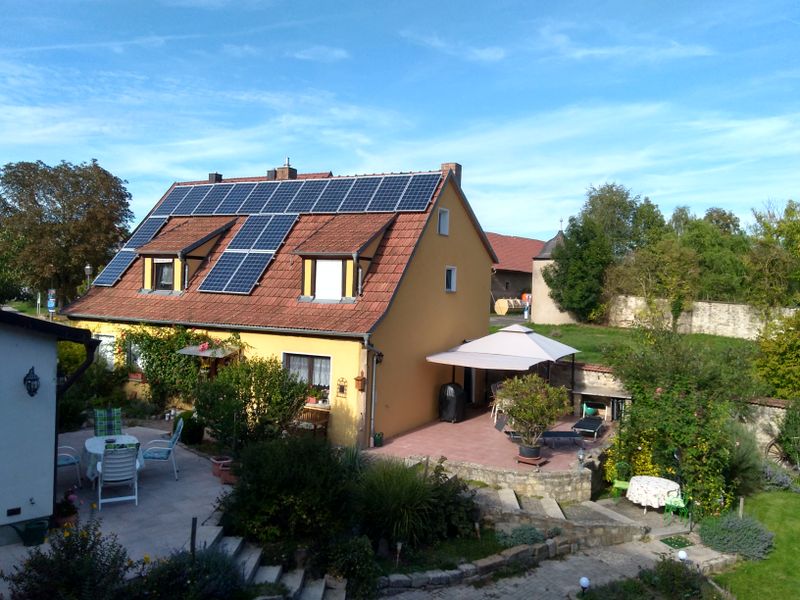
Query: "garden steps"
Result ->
[[298, 577, 325, 600], [578, 500, 638, 525], [253, 565, 284, 585], [236, 542, 263, 584], [192, 525, 223, 551], [496, 487, 521, 511], [279, 568, 306, 599], [321, 588, 346, 600], [217, 535, 244, 558], [539, 495, 566, 520]]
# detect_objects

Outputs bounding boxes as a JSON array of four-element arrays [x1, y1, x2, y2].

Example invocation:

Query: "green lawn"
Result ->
[[714, 492, 800, 598], [4, 299, 40, 316], [491, 322, 756, 366]]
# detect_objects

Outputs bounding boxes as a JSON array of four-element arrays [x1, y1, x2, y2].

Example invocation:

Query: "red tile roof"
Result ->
[[136, 217, 235, 255], [292, 214, 395, 255], [64, 211, 431, 336], [486, 232, 544, 274]]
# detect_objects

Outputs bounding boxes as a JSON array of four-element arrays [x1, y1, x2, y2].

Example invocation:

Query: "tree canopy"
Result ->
[[0, 160, 133, 305]]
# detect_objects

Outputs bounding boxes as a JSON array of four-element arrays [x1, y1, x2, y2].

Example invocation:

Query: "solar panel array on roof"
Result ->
[[160, 172, 440, 217], [124, 217, 167, 249], [198, 250, 275, 294], [93, 251, 137, 286]]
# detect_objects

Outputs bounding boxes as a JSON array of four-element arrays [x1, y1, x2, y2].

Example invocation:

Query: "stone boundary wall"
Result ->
[[402, 456, 592, 503], [608, 295, 796, 340]]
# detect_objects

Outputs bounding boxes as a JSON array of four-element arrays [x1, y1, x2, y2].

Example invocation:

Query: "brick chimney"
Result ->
[[208, 172, 222, 183], [275, 157, 297, 181], [440, 162, 462, 186]]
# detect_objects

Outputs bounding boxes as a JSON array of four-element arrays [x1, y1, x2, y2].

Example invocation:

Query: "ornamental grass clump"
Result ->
[[700, 512, 774, 560]]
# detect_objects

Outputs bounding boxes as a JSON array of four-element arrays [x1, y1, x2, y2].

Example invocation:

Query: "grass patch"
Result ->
[[490, 322, 756, 366], [714, 491, 800, 599], [376, 528, 503, 574], [661, 535, 693, 549], [4, 300, 40, 316]]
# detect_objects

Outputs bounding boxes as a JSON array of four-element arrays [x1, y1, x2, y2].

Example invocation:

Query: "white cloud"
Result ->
[[289, 46, 350, 62], [400, 31, 507, 63], [221, 44, 260, 58]]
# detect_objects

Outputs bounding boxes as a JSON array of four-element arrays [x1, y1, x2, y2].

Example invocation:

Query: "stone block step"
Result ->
[[280, 568, 306, 600], [254, 565, 284, 585], [299, 577, 325, 600], [322, 587, 346, 600], [236, 542, 263, 584], [191, 525, 223, 551], [217, 535, 244, 558], [497, 487, 520, 512], [580, 501, 638, 525], [202, 509, 225, 527], [540, 496, 566, 520]]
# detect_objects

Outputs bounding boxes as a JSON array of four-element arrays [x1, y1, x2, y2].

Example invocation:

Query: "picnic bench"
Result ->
[[292, 406, 330, 438]]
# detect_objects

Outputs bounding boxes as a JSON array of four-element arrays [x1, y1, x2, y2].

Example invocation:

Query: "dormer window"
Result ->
[[153, 259, 175, 291], [315, 260, 345, 300]]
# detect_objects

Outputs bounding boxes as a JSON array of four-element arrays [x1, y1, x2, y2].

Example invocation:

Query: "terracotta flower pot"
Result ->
[[219, 463, 239, 485], [210, 456, 233, 477]]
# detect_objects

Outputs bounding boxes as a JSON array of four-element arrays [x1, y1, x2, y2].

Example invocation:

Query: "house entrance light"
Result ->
[[24, 367, 40, 397]]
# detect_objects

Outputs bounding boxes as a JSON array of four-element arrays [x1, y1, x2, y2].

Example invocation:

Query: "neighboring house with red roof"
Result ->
[[485, 232, 543, 306], [63, 162, 497, 447]]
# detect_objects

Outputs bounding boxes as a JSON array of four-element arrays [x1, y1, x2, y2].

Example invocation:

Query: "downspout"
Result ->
[[363, 337, 383, 447]]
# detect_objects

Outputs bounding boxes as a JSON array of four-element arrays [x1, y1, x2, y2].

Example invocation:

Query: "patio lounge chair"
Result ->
[[664, 489, 689, 524], [142, 418, 183, 480], [93, 407, 123, 437], [57, 445, 82, 488], [541, 430, 584, 448], [97, 443, 139, 510], [572, 416, 604, 440]]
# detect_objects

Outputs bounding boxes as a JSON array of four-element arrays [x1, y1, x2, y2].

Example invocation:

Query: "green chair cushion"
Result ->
[[613, 480, 630, 490]]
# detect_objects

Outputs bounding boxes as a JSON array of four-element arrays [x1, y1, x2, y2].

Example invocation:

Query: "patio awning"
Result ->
[[177, 345, 239, 359], [426, 324, 580, 371]]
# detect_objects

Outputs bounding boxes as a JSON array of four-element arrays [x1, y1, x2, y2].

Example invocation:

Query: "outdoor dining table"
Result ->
[[626, 475, 681, 513], [83, 434, 144, 481]]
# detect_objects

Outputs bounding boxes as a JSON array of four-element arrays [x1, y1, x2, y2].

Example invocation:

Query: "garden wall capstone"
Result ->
[[401, 456, 592, 503]]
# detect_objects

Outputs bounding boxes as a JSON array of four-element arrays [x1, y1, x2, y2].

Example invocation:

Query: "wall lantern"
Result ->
[[577, 447, 586, 466], [23, 367, 40, 397]]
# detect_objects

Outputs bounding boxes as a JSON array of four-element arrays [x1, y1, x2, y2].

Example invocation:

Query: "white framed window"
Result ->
[[153, 258, 175, 291], [438, 208, 450, 236], [315, 259, 343, 300], [284, 353, 332, 403], [445, 266, 457, 292]]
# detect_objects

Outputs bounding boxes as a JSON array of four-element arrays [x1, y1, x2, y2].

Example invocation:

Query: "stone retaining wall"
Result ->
[[402, 456, 592, 503]]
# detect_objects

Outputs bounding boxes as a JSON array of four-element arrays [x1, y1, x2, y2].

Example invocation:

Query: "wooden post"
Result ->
[[738, 496, 744, 518], [190, 516, 197, 559]]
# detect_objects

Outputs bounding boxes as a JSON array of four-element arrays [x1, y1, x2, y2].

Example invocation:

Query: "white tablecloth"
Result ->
[[83, 435, 144, 481], [626, 475, 680, 509]]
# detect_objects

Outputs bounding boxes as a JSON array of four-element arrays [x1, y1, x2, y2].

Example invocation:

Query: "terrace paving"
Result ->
[[0, 425, 225, 595]]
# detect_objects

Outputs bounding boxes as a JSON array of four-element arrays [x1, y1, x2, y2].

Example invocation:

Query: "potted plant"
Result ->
[[53, 487, 80, 528], [501, 374, 570, 458]]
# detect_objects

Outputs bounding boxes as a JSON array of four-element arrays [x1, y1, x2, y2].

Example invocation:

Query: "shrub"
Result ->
[[328, 536, 380, 600], [425, 459, 477, 540], [761, 461, 800, 492], [778, 399, 800, 467], [724, 422, 762, 497], [57, 358, 128, 431], [496, 524, 544, 547], [195, 357, 308, 453], [176, 410, 205, 445], [700, 512, 774, 560], [357, 460, 434, 547], [221, 437, 349, 545], [130, 548, 247, 600], [499, 374, 570, 447], [0, 519, 131, 600]]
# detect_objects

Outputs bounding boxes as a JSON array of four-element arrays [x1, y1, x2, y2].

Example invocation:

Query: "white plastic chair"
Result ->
[[97, 443, 139, 510], [57, 446, 82, 488], [142, 418, 183, 480]]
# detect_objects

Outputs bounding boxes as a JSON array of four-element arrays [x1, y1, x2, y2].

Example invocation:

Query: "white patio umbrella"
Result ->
[[426, 324, 579, 371]]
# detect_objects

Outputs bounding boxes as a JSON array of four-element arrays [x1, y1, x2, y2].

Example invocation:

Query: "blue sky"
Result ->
[[1, 0, 799, 240]]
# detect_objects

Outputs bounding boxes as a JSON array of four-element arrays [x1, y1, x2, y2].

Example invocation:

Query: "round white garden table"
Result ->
[[626, 475, 680, 512], [83, 434, 143, 481]]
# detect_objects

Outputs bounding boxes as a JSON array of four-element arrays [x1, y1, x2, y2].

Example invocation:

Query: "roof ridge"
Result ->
[[173, 170, 441, 187]]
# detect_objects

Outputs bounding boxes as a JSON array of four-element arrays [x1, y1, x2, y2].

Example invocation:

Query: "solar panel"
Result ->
[[339, 177, 381, 212], [263, 180, 303, 213], [238, 182, 278, 214], [396, 173, 441, 211], [93, 251, 136, 286], [215, 182, 256, 214], [227, 215, 272, 250], [198, 252, 246, 292], [223, 252, 273, 294], [312, 178, 354, 213], [193, 184, 233, 215], [153, 186, 191, 216], [252, 214, 297, 251], [287, 180, 328, 213], [124, 217, 167, 249], [173, 185, 212, 215], [367, 175, 411, 212]]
